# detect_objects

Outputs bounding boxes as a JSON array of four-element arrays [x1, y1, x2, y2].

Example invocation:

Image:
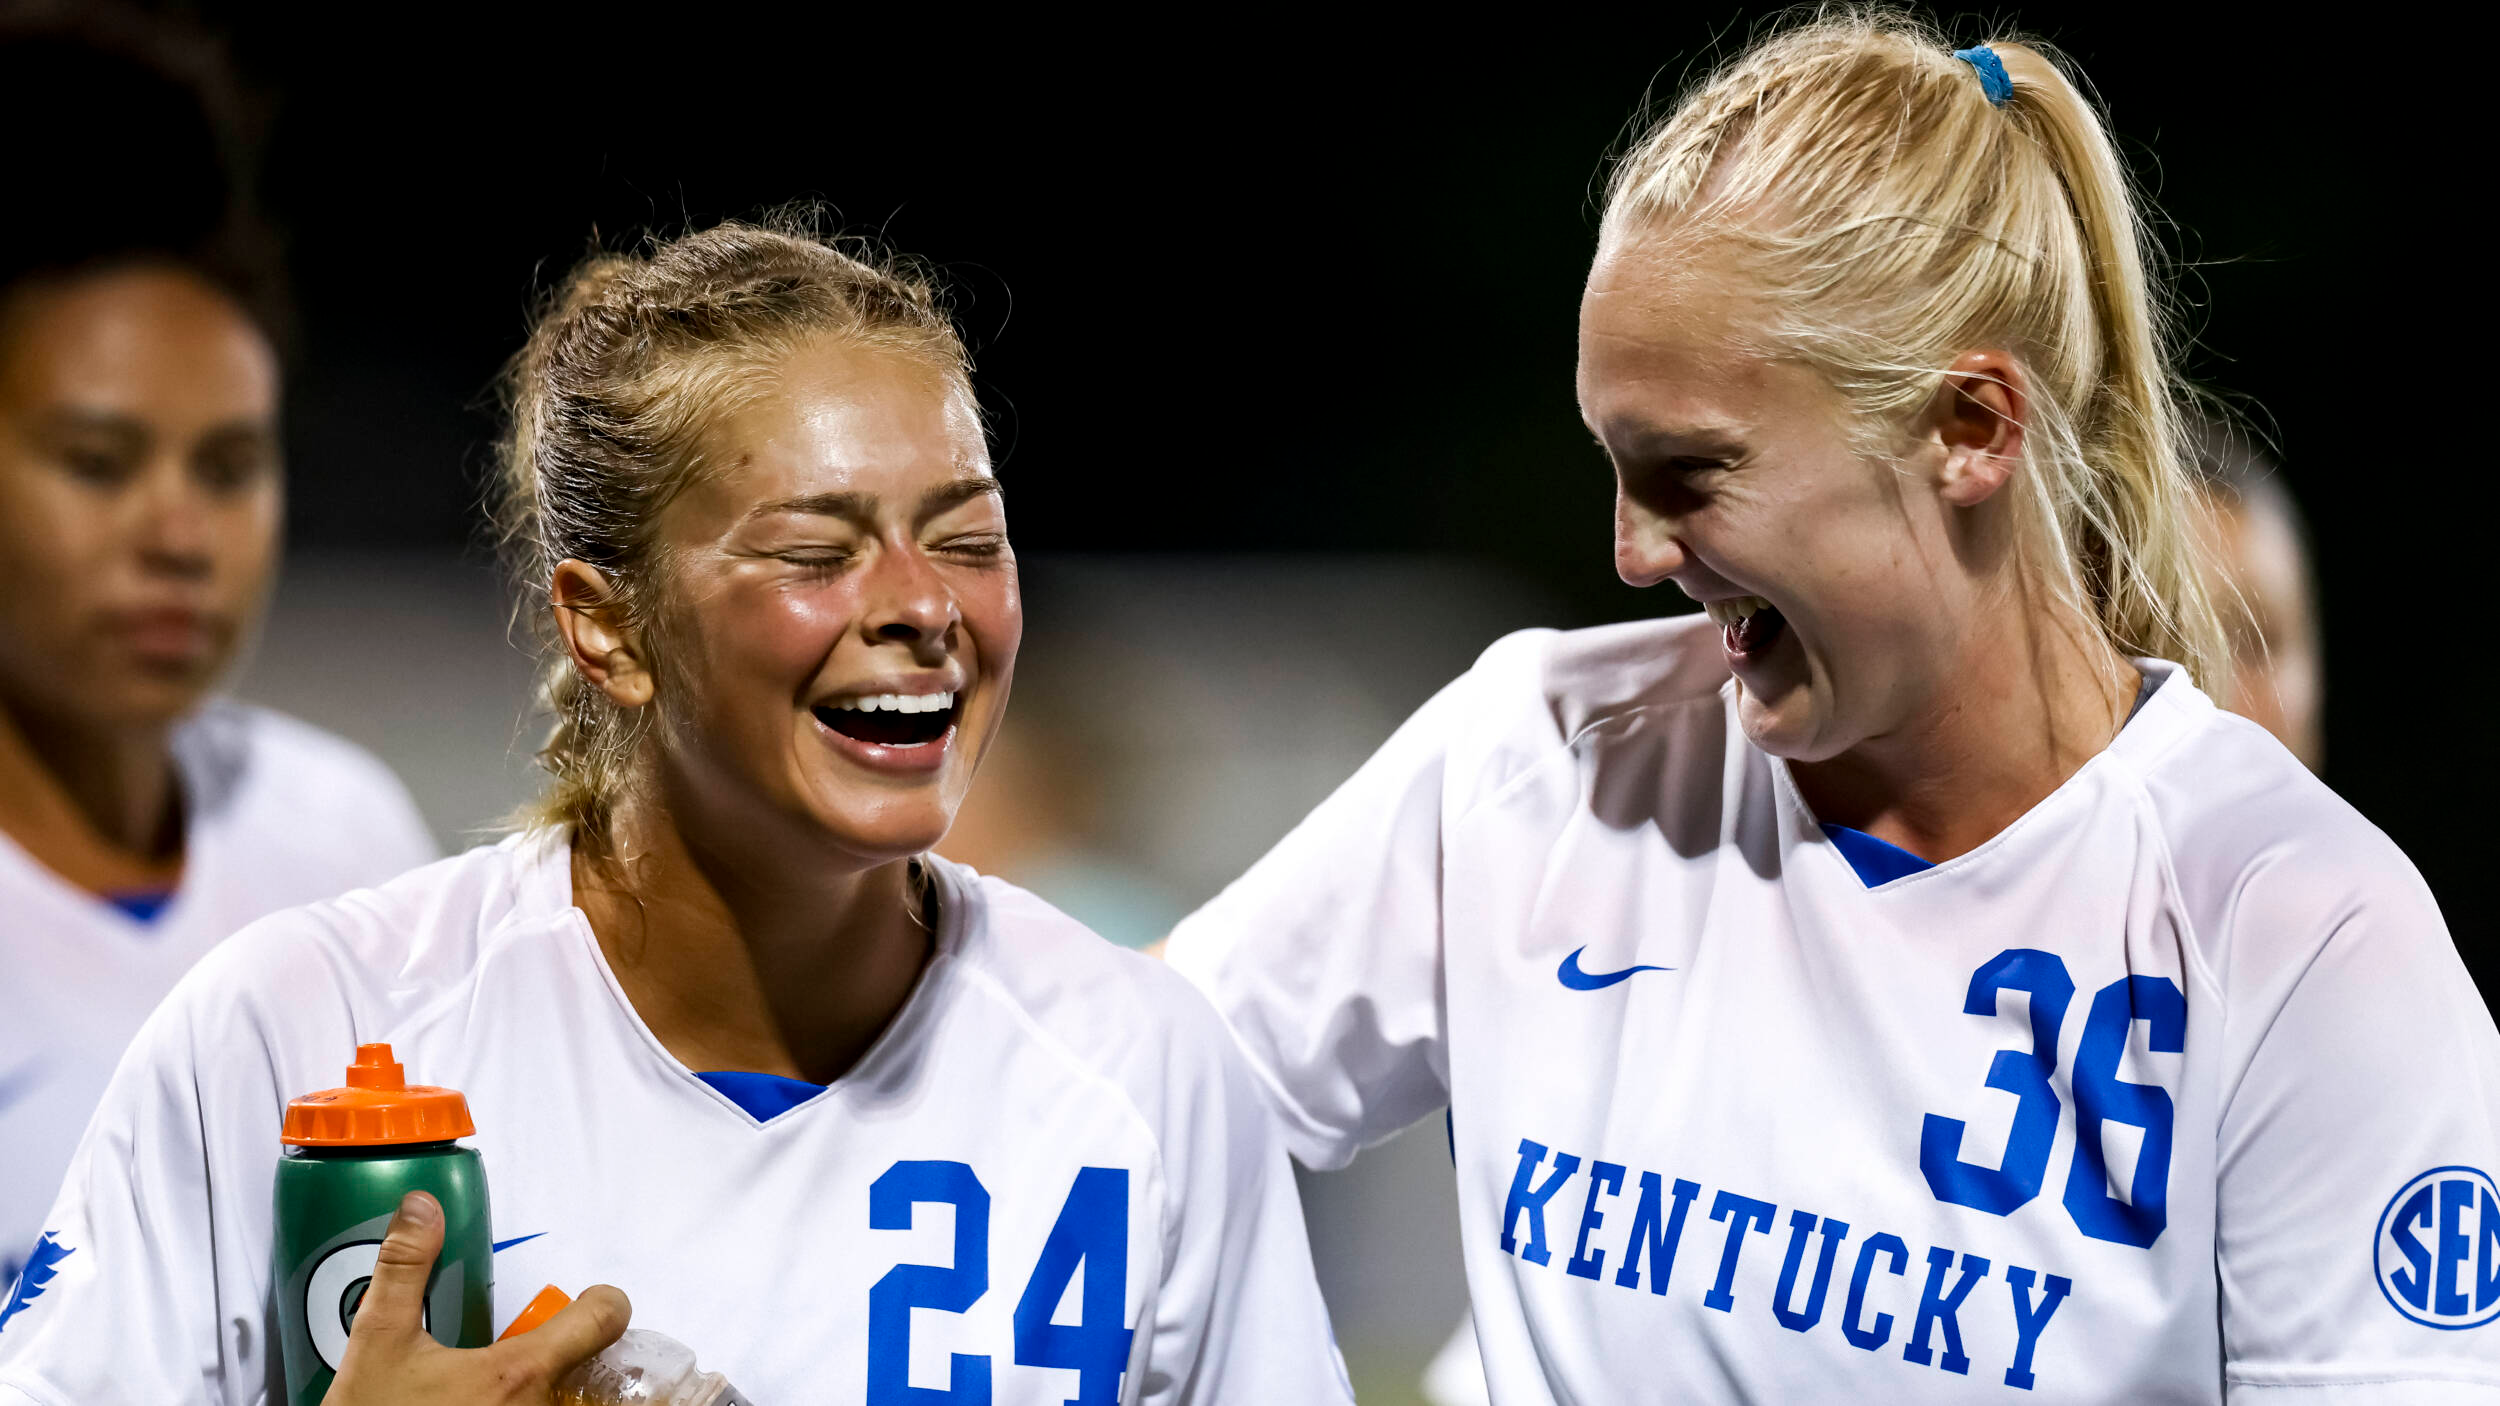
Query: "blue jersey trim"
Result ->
[[1821, 823, 1935, 887], [696, 1069, 828, 1122], [106, 890, 175, 924]]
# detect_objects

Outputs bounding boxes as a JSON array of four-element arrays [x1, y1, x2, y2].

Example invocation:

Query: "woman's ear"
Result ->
[[551, 560, 655, 709], [1929, 349, 2028, 508]]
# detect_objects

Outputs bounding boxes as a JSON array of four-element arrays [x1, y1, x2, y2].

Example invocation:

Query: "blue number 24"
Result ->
[[1918, 949, 2186, 1249], [867, 1161, 1136, 1404]]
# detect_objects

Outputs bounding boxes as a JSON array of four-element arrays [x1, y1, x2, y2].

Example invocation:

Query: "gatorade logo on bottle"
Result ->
[[291, 1215, 468, 1369], [272, 1044, 495, 1403]]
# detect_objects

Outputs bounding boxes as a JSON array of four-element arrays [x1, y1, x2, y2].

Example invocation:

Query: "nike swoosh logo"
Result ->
[[492, 1233, 545, 1253], [1556, 946, 1673, 991]]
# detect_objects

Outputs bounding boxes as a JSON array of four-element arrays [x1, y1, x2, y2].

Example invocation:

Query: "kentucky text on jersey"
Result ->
[[1498, 1136, 2074, 1392]]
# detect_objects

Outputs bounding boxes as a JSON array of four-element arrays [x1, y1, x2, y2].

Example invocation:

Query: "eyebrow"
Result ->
[[36, 408, 150, 444], [1587, 415, 1752, 456], [748, 473, 1003, 523], [32, 408, 277, 451]]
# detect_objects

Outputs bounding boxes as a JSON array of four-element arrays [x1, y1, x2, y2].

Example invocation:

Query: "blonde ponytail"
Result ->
[[1604, 8, 2228, 691]]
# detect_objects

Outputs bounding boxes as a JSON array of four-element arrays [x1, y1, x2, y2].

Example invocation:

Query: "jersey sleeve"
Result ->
[[0, 930, 293, 1404], [2214, 855, 2500, 1402], [1163, 665, 1482, 1172], [1134, 974, 1355, 1406]]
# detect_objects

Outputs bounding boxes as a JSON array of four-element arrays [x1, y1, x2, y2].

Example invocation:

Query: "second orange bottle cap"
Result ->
[[499, 1284, 575, 1340]]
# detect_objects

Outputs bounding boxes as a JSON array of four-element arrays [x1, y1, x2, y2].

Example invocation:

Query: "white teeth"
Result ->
[[830, 691, 956, 713], [1704, 596, 1771, 628]]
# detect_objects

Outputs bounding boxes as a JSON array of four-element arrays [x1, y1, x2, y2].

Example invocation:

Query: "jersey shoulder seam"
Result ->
[[2113, 717, 2391, 1132], [2112, 769, 2227, 1012], [224, 854, 556, 1043], [947, 960, 1178, 1257]]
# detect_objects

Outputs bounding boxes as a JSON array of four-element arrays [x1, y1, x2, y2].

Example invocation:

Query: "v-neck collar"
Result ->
[[1767, 660, 2205, 894], [522, 831, 969, 1130], [0, 744, 210, 942]]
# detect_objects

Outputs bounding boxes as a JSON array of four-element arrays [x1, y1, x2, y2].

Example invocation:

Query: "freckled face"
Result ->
[[0, 268, 281, 728], [649, 340, 1018, 865], [1577, 235, 1963, 761]]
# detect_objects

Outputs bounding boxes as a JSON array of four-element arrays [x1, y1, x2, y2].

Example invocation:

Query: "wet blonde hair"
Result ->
[[1605, 7, 2228, 691], [496, 217, 971, 849]]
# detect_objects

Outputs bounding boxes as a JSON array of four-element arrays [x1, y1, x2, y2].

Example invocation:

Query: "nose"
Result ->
[[859, 540, 959, 659], [134, 460, 214, 581], [1614, 484, 1689, 588]]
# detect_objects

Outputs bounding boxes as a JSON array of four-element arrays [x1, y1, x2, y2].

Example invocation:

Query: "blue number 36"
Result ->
[[867, 1161, 1136, 1404], [1918, 948, 2186, 1249]]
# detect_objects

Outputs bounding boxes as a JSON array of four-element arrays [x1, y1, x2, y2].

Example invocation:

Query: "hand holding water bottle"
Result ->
[[321, 1191, 630, 1406], [501, 1283, 755, 1405]]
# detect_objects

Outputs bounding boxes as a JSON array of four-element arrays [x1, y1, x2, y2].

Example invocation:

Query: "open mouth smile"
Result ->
[[812, 690, 960, 750], [1705, 596, 1788, 662]]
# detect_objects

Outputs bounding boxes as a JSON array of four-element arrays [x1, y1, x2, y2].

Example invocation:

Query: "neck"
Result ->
[[0, 689, 184, 892], [1789, 601, 2137, 865], [571, 783, 932, 1086]]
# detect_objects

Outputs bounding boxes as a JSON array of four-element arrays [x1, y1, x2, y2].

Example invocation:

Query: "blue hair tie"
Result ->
[[1953, 45, 2013, 106]]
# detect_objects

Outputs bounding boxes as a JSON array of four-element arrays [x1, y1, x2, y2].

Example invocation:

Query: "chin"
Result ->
[[72, 671, 213, 732], [1733, 681, 1846, 763], [805, 792, 959, 866]]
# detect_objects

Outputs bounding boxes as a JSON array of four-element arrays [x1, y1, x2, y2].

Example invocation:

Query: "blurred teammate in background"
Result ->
[[0, 3, 435, 1301], [2191, 420, 2321, 771], [0, 219, 1348, 1403], [1169, 13, 2497, 1402]]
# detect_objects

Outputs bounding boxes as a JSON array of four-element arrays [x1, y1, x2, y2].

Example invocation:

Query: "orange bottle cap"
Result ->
[[280, 1043, 476, 1146], [498, 1284, 574, 1340]]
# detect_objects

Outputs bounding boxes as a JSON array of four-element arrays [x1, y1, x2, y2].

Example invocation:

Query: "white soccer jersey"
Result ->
[[0, 701, 436, 1292], [1167, 617, 2500, 1404], [0, 835, 1351, 1405]]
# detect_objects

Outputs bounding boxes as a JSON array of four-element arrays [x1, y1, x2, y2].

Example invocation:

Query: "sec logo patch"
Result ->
[[2376, 1165, 2500, 1329]]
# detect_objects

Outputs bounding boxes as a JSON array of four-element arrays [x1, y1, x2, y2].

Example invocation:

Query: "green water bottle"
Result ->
[[271, 1043, 495, 1403]]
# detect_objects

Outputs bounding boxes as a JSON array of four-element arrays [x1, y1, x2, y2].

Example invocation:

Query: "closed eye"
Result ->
[[777, 550, 854, 571], [58, 446, 137, 485], [1613, 453, 1730, 519], [934, 535, 1008, 559]]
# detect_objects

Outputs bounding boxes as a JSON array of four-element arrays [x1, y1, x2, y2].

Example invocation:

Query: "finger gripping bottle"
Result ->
[[272, 1043, 495, 1403], [501, 1285, 755, 1405]]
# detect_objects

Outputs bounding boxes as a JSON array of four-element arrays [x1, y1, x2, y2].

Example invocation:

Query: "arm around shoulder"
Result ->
[[1160, 652, 1510, 1172]]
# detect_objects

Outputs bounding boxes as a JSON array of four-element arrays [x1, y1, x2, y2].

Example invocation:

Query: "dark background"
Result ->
[[196, 5, 2484, 983]]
